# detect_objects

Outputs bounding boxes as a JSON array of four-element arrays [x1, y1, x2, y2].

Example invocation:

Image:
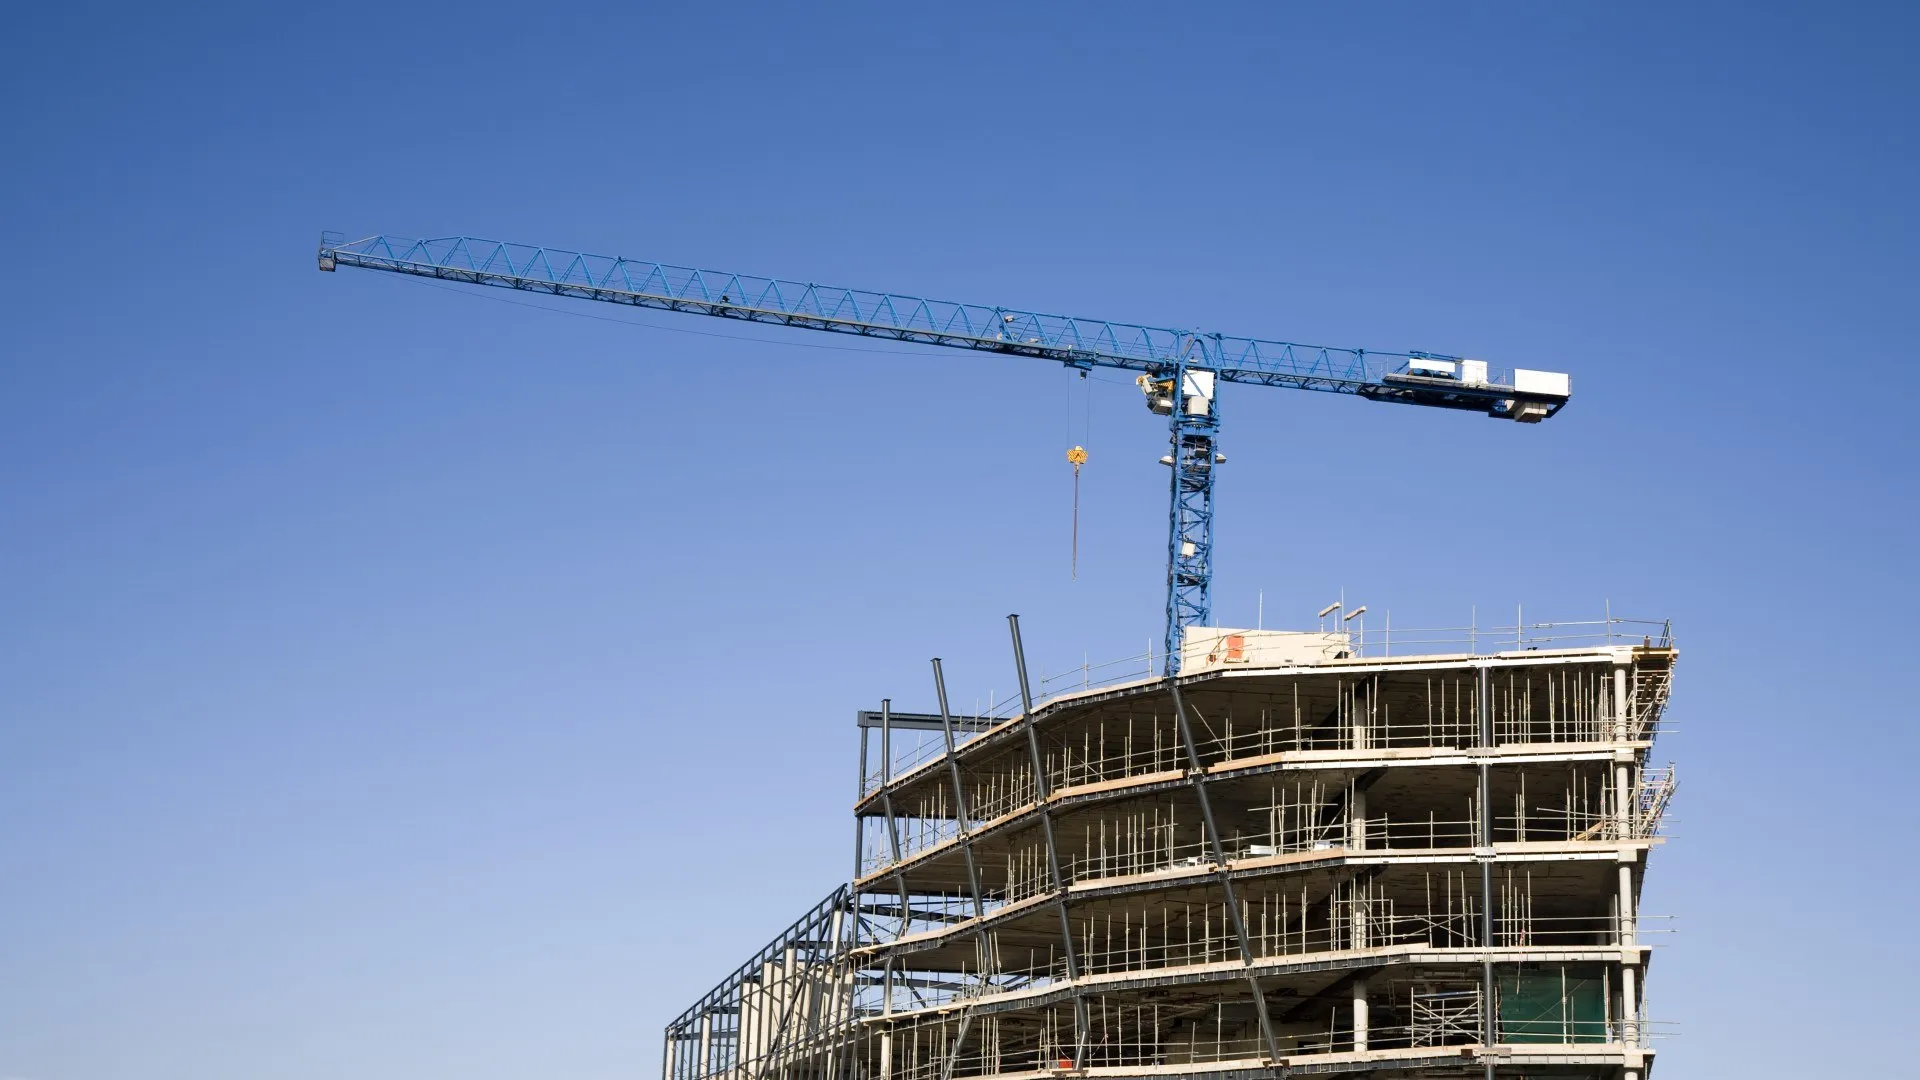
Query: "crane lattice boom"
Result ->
[[318, 232, 1570, 670]]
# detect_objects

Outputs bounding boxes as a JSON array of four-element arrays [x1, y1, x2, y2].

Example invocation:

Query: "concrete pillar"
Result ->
[[1352, 977, 1370, 1052], [879, 1030, 894, 1080], [1617, 861, 1637, 946], [1612, 667, 1629, 742], [1342, 872, 1367, 950], [1350, 787, 1368, 851], [1615, 760, 1633, 838], [1623, 968, 1640, 1045], [697, 1013, 712, 1079]]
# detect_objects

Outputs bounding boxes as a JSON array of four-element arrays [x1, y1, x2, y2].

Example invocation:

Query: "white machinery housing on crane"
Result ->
[[1379, 358, 1571, 424]]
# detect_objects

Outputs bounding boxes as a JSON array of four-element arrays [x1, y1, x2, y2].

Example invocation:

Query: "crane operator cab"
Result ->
[[1134, 369, 1216, 418]]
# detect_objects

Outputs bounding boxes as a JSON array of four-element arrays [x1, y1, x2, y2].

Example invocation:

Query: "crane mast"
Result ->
[[318, 232, 1571, 671]]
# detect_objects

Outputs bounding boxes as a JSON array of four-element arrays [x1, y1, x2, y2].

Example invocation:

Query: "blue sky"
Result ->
[[3, 3, 1914, 1077]]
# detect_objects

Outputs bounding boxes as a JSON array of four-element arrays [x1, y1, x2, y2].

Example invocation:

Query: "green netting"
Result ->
[[1497, 969, 1607, 1044]]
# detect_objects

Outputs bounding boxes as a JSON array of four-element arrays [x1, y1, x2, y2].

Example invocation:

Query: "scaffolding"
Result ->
[[668, 615, 1676, 1080]]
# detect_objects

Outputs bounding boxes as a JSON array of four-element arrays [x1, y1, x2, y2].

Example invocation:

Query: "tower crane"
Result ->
[[318, 232, 1571, 672]]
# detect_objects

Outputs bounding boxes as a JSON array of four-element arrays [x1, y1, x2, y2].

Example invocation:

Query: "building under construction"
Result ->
[[663, 614, 1675, 1080]]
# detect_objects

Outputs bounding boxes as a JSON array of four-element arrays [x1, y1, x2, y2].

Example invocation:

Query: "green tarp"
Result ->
[[1498, 969, 1608, 1044]]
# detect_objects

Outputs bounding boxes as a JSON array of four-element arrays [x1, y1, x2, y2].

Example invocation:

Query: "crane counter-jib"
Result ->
[[316, 229, 1572, 672]]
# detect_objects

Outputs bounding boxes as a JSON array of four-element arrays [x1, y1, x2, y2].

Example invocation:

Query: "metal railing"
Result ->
[[861, 614, 1672, 799], [1019, 613, 1670, 720]]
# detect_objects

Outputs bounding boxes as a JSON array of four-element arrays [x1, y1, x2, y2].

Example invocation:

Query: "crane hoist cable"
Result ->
[[1066, 369, 1092, 579], [1066, 443, 1088, 578]]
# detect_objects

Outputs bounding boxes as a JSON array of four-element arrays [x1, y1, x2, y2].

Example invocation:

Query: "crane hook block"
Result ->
[[1067, 446, 1088, 467]]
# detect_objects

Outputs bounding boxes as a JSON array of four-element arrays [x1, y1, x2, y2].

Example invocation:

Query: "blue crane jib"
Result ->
[[317, 232, 1571, 672]]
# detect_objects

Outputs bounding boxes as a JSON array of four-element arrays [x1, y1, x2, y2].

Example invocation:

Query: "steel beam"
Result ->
[[858, 709, 995, 733]]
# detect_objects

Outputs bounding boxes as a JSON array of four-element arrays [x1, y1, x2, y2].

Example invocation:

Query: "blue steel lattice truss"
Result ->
[[318, 232, 1569, 669]]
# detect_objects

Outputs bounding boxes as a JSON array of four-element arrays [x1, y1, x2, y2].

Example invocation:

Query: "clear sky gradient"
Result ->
[[3, 3, 1914, 1078]]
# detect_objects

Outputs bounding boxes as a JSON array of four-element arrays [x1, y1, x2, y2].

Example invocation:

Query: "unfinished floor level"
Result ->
[[664, 617, 1676, 1080]]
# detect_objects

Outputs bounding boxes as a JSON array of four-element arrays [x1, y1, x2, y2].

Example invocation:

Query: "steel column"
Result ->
[[936, 1012, 974, 1080], [932, 660, 989, 922], [854, 727, 870, 898], [1006, 615, 1090, 1066], [1168, 678, 1287, 1070], [875, 700, 914, 943], [933, 656, 997, 1036]]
